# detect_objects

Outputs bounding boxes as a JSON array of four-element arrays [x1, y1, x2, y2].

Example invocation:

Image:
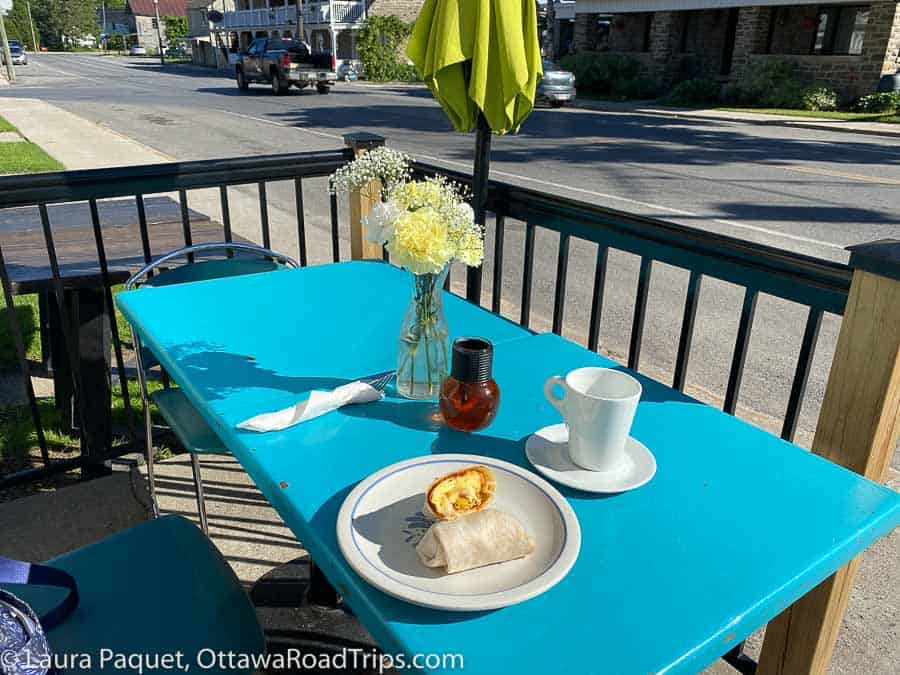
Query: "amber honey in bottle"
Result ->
[[440, 337, 500, 432]]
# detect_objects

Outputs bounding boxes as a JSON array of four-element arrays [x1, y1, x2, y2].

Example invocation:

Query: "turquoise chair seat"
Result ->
[[2, 516, 265, 674], [152, 388, 229, 455]]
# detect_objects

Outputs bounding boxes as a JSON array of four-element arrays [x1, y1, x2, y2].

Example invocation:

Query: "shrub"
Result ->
[[106, 34, 126, 51], [357, 15, 413, 82], [560, 52, 643, 97], [853, 92, 900, 114], [727, 59, 805, 109], [617, 77, 658, 100], [665, 78, 720, 105], [393, 63, 421, 82], [801, 86, 839, 111]]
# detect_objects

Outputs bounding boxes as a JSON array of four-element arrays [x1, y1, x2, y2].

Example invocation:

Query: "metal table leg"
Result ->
[[74, 287, 113, 480], [46, 287, 113, 479], [308, 558, 342, 607]]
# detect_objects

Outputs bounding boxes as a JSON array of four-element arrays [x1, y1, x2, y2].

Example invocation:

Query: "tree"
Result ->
[[26, 0, 98, 50], [161, 15, 187, 42], [4, 1, 40, 49]]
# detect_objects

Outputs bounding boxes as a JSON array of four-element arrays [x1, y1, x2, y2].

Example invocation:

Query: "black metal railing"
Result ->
[[0, 149, 353, 489], [412, 160, 852, 443], [0, 148, 852, 496]]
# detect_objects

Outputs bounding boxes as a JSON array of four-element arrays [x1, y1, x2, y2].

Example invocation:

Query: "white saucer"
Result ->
[[525, 423, 656, 494]]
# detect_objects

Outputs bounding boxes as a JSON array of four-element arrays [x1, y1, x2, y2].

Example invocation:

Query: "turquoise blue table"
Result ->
[[117, 261, 900, 674]]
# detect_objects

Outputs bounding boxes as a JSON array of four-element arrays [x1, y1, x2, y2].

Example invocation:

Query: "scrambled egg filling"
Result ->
[[429, 470, 487, 519]]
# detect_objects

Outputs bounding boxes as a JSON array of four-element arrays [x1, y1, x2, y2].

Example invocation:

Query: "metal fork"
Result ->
[[360, 370, 396, 392]]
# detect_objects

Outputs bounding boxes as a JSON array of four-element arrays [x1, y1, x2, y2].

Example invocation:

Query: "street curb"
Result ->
[[573, 99, 900, 139]]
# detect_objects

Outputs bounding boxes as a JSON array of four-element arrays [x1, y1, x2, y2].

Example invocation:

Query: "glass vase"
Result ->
[[397, 266, 450, 400]]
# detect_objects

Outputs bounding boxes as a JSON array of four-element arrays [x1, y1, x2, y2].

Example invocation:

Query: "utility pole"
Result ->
[[0, 3, 15, 85], [101, 0, 108, 52], [26, 0, 38, 51], [153, 0, 165, 65], [297, 0, 304, 42]]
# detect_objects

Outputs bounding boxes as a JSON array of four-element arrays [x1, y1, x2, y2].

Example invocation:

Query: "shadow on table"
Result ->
[[163, 344, 352, 400], [341, 395, 442, 432]]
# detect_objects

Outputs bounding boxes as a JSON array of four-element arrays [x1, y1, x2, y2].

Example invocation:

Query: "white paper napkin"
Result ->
[[236, 381, 383, 432]]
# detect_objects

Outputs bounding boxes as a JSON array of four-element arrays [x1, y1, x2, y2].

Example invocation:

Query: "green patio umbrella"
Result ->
[[407, 0, 542, 299]]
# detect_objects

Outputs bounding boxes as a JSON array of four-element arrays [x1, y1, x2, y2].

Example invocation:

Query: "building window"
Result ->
[[810, 5, 869, 55], [680, 11, 693, 53]]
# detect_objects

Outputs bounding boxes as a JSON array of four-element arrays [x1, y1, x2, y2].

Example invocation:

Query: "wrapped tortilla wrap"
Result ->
[[424, 465, 497, 521], [416, 509, 536, 574]]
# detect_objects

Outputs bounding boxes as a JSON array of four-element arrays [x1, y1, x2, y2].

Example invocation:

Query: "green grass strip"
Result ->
[[0, 142, 65, 174]]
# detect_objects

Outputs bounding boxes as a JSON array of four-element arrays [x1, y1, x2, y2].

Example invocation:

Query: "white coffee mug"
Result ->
[[544, 367, 642, 472]]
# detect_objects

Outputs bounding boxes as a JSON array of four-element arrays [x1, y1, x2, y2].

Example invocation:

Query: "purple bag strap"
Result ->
[[0, 556, 79, 630]]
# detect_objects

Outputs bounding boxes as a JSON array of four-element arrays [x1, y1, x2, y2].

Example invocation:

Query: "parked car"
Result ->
[[2, 45, 28, 66], [537, 60, 576, 107], [130, 45, 147, 56], [235, 37, 336, 95], [337, 60, 358, 82]]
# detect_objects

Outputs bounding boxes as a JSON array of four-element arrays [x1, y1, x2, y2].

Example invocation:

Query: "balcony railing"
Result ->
[[220, 6, 298, 29], [219, 2, 366, 29], [303, 1, 366, 25]]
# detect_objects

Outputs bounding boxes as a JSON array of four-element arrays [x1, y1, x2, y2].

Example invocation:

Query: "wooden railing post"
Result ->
[[759, 238, 900, 675], [343, 132, 385, 261]]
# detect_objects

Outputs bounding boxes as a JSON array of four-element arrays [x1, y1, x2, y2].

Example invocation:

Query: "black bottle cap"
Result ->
[[451, 337, 493, 383]]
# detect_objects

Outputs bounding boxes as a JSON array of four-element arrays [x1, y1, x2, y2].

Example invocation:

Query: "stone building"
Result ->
[[126, 0, 190, 53], [573, 0, 900, 97]]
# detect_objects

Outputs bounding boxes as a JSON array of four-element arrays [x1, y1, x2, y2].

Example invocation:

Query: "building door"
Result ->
[[720, 7, 740, 75]]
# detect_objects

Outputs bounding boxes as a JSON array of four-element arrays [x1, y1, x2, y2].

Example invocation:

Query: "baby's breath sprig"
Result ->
[[329, 147, 412, 195]]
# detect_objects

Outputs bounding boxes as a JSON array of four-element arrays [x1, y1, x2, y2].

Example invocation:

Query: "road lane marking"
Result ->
[[776, 164, 900, 185], [217, 109, 845, 253]]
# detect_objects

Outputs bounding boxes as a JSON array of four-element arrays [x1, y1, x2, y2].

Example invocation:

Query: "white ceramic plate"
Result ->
[[336, 454, 581, 611], [526, 423, 656, 493]]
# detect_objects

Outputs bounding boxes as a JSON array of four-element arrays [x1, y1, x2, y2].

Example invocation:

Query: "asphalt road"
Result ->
[[3, 53, 900, 448]]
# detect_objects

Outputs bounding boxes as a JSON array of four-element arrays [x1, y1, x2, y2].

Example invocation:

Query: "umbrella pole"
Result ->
[[468, 111, 492, 304]]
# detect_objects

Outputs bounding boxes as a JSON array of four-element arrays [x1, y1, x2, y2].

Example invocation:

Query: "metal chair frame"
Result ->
[[124, 242, 299, 533]]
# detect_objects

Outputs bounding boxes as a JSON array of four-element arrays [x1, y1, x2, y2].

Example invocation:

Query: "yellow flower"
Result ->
[[391, 180, 446, 212], [387, 207, 454, 275]]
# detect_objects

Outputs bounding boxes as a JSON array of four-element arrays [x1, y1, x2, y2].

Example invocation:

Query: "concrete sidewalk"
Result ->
[[0, 98, 172, 169], [574, 97, 900, 138]]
